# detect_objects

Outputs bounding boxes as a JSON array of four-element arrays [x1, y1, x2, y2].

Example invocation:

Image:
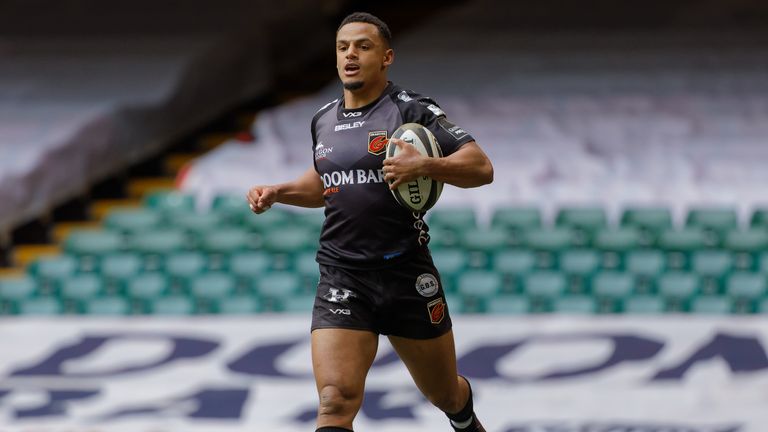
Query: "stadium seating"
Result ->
[[5, 197, 768, 317]]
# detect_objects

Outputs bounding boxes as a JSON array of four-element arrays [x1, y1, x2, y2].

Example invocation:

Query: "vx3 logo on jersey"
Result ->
[[343, 111, 362, 118], [330, 309, 351, 315]]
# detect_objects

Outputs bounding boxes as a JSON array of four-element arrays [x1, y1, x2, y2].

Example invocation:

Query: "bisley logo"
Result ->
[[335, 121, 366, 131]]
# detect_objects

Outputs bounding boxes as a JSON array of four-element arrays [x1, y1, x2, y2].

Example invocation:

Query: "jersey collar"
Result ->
[[337, 82, 394, 121]]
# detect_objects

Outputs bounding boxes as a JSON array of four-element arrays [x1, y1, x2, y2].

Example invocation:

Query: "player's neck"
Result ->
[[343, 79, 388, 109]]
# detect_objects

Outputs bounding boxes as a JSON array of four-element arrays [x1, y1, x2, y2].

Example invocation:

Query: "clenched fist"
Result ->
[[246, 185, 278, 214]]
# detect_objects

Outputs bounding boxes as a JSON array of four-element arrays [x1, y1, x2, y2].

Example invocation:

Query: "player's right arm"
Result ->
[[246, 167, 325, 213]]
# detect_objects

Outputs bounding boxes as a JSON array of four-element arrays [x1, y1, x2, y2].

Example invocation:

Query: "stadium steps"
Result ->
[[127, 178, 177, 199], [12, 245, 61, 268], [90, 199, 143, 221], [52, 222, 102, 243]]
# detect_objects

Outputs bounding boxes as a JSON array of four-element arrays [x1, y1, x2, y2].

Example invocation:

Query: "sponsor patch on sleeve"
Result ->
[[437, 117, 469, 140]]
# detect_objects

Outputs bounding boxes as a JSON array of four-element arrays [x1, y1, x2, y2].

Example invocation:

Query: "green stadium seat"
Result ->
[[216, 295, 261, 315], [691, 250, 733, 294], [553, 296, 598, 314], [559, 249, 600, 294], [723, 229, 768, 270], [210, 194, 252, 224], [60, 274, 103, 301], [211, 194, 249, 213], [64, 230, 124, 257], [686, 207, 738, 234], [690, 296, 732, 315], [428, 228, 460, 250], [262, 227, 317, 254], [256, 272, 302, 298], [456, 270, 502, 300], [459, 228, 510, 253], [28, 255, 78, 279], [621, 207, 672, 246], [293, 251, 321, 285], [524, 228, 576, 268], [228, 251, 272, 281], [100, 253, 143, 280], [84, 297, 130, 315], [492, 249, 536, 274], [428, 208, 477, 232], [623, 295, 664, 314], [559, 249, 601, 275], [593, 228, 642, 269], [0, 276, 37, 301], [657, 272, 699, 311], [144, 191, 195, 214], [486, 295, 530, 315], [555, 207, 607, 245], [431, 249, 470, 284], [243, 207, 295, 233], [126, 273, 169, 300], [200, 228, 252, 255], [18, 297, 63, 315], [524, 271, 567, 299], [28, 255, 78, 295], [445, 294, 465, 315], [173, 212, 227, 237], [131, 230, 189, 255], [150, 296, 195, 315], [104, 209, 163, 234], [459, 228, 510, 268], [657, 228, 707, 269], [592, 272, 635, 298], [283, 294, 317, 312], [625, 250, 666, 276], [726, 272, 766, 298], [190, 273, 236, 300], [491, 206, 541, 246], [164, 252, 207, 288], [750, 208, 768, 228]]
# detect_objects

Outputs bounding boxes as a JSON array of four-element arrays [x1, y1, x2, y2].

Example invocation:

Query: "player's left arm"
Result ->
[[383, 139, 493, 189]]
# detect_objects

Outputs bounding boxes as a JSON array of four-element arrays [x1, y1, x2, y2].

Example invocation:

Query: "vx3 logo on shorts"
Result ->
[[323, 288, 355, 303], [329, 309, 351, 315]]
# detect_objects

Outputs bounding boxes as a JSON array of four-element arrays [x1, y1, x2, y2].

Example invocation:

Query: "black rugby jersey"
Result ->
[[311, 82, 475, 269]]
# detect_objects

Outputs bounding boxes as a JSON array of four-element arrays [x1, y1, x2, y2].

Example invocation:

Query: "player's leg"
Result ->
[[312, 328, 379, 431], [388, 330, 485, 432]]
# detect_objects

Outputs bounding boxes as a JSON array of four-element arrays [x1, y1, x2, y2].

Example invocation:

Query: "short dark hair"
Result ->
[[337, 12, 392, 47]]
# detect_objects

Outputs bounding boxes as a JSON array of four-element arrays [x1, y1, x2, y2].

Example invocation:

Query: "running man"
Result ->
[[247, 12, 493, 432]]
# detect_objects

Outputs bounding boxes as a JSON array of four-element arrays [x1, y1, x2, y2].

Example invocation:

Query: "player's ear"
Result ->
[[383, 48, 394, 68]]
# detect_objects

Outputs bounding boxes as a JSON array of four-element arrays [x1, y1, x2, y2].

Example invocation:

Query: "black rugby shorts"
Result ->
[[311, 249, 452, 339]]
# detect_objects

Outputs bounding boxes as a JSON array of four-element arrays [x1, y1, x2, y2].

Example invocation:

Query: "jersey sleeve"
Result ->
[[394, 91, 475, 156]]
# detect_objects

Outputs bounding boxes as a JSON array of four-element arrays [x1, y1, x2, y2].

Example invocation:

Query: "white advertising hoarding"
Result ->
[[0, 315, 765, 432]]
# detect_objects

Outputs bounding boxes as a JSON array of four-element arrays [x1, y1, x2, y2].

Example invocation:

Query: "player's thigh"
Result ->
[[312, 328, 379, 396], [387, 330, 460, 398]]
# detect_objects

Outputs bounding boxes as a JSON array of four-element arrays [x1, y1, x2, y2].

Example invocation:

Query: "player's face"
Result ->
[[336, 22, 393, 91]]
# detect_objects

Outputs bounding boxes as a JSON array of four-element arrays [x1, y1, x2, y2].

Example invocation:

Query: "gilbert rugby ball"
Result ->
[[386, 123, 443, 212]]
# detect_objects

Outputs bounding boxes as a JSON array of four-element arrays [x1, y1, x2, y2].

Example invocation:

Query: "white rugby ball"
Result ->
[[386, 123, 444, 212]]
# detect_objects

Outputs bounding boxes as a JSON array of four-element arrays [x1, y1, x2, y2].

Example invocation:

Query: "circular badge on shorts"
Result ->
[[415, 273, 439, 297]]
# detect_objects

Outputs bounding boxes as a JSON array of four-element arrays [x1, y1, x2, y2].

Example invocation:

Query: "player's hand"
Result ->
[[382, 139, 427, 190], [246, 185, 277, 214]]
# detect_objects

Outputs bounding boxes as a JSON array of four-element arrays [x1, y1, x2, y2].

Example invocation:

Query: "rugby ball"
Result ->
[[386, 123, 444, 212]]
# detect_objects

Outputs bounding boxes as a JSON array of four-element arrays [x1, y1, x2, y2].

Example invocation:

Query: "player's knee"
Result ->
[[318, 384, 360, 418]]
